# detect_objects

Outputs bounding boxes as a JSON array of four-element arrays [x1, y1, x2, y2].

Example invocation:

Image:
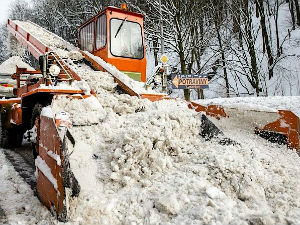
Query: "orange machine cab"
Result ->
[[78, 6, 147, 82]]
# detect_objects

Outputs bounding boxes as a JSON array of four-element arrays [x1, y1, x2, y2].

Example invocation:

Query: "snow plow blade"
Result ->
[[189, 102, 299, 151], [37, 108, 79, 221]]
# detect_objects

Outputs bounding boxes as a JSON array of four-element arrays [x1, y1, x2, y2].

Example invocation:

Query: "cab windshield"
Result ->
[[110, 18, 144, 59]]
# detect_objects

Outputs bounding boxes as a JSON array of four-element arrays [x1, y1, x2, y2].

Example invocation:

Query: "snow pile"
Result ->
[[0, 86, 13, 96], [49, 68, 300, 225], [0, 56, 34, 74], [197, 96, 300, 117], [0, 56, 35, 96], [38, 79, 91, 94], [52, 95, 106, 126], [63, 61, 151, 115]]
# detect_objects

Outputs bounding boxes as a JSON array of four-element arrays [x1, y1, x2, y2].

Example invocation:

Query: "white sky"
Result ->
[[0, 0, 31, 24], [0, 0, 13, 24]]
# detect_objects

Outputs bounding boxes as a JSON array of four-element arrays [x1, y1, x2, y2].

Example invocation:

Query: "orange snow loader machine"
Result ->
[[0, 3, 298, 222]]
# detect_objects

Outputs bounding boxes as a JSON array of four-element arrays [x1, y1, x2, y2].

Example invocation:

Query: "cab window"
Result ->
[[110, 18, 143, 59], [96, 14, 107, 49], [80, 22, 95, 52]]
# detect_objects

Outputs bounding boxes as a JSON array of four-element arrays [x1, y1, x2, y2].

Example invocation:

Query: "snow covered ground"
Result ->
[[0, 150, 56, 225]]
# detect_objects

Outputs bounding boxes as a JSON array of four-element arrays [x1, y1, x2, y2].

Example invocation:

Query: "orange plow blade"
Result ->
[[36, 104, 80, 221]]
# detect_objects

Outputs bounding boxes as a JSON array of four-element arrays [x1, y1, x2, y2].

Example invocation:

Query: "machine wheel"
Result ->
[[0, 125, 11, 148], [0, 111, 23, 149], [31, 103, 43, 159], [0, 124, 22, 149]]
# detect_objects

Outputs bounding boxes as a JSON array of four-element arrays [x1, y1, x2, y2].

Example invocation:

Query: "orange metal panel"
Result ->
[[78, 6, 144, 29], [89, 8, 147, 82], [38, 115, 65, 217], [255, 110, 299, 151], [140, 94, 169, 102], [11, 103, 22, 125], [188, 102, 227, 120], [20, 88, 84, 98], [0, 98, 21, 104]]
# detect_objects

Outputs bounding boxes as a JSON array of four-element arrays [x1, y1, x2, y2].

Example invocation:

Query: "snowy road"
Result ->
[[0, 148, 57, 225]]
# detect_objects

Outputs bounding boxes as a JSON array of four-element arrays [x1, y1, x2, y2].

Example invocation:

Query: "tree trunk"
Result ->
[[216, 29, 230, 97], [197, 89, 204, 99], [275, 0, 281, 57], [289, 0, 296, 29], [175, 11, 190, 101], [153, 38, 159, 66], [256, 0, 274, 79], [232, 0, 240, 34], [243, 0, 260, 95], [294, 0, 300, 26]]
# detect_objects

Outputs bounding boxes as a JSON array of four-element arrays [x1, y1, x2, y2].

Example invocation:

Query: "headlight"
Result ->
[[49, 64, 61, 77]]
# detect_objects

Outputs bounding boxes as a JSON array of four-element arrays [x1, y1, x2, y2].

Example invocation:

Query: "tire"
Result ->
[[31, 103, 43, 159], [0, 125, 10, 148], [0, 125, 22, 149], [0, 113, 22, 149]]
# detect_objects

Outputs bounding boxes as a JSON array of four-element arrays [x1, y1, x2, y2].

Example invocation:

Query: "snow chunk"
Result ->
[[155, 194, 182, 215], [206, 186, 226, 199], [52, 95, 106, 126], [41, 106, 54, 118], [72, 80, 91, 95]]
